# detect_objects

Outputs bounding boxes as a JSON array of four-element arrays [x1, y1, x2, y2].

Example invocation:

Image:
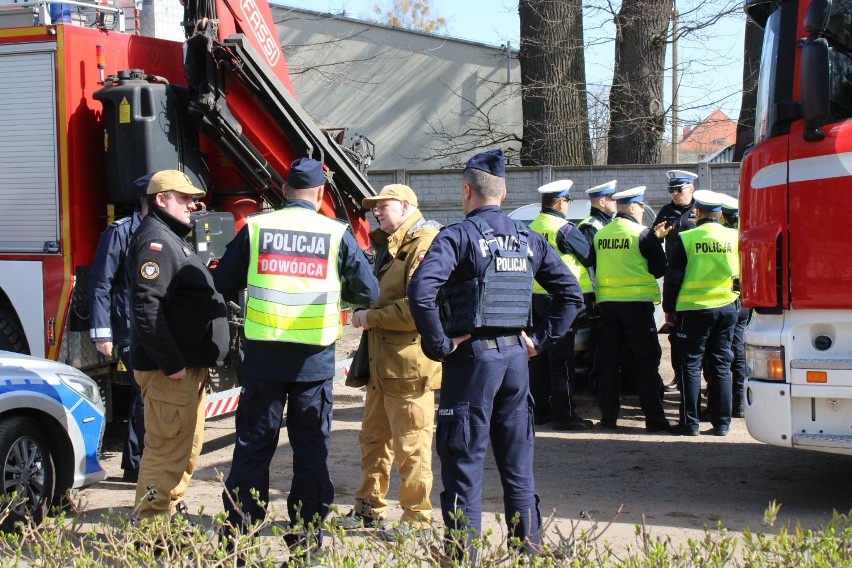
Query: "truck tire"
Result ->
[[0, 416, 55, 531], [0, 309, 27, 354]]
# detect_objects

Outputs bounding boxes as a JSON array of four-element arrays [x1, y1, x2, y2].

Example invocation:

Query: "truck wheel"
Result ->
[[0, 309, 27, 354], [0, 416, 55, 531]]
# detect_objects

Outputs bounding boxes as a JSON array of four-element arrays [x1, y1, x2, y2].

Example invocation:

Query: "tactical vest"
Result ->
[[594, 218, 660, 303], [244, 208, 346, 345], [439, 216, 533, 336], [528, 212, 592, 294], [676, 223, 739, 311]]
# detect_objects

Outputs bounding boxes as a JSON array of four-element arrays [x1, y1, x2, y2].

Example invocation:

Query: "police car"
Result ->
[[0, 351, 106, 529]]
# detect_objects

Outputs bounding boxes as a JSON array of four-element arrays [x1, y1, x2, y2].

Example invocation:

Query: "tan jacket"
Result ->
[[365, 211, 442, 392]]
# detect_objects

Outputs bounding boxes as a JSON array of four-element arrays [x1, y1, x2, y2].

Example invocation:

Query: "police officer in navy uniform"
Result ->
[[593, 186, 675, 432], [89, 173, 152, 483], [409, 149, 582, 557], [214, 158, 378, 554], [706, 193, 749, 418], [663, 190, 739, 436], [577, 180, 617, 390], [527, 179, 593, 430], [654, 170, 698, 393]]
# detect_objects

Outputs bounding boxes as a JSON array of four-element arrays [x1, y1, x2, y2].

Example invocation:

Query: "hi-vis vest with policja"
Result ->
[[528, 212, 592, 293], [676, 222, 739, 311], [245, 208, 346, 345], [594, 217, 660, 303]]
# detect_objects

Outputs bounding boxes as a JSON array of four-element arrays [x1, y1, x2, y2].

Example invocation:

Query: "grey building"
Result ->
[[274, 5, 522, 171]]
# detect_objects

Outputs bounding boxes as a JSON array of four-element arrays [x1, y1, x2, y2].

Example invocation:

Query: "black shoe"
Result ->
[[675, 424, 700, 436], [663, 380, 680, 392], [598, 419, 618, 430], [645, 420, 678, 434], [533, 412, 553, 426], [122, 469, 139, 483], [714, 426, 730, 436], [732, 401, 745, 418], [552, 415, 593, 431]]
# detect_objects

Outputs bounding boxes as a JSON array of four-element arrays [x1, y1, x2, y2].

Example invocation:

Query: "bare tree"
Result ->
[[372, 0, 447, 32], [734, 18, 763, 161], [606, 0, 671, 164], [518, 0, 591, 166]]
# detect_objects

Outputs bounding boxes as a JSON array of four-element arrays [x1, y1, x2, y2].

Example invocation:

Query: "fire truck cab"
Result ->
[[740, 0, 852, 454]]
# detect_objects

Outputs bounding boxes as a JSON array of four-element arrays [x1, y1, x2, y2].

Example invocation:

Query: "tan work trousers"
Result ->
[[354, 377, 435, 525], [133, 367, 207, 520]]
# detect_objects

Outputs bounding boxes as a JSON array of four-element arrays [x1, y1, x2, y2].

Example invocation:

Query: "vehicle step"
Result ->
[[791, 358, 852, 370], [792, 433, 852, 449]]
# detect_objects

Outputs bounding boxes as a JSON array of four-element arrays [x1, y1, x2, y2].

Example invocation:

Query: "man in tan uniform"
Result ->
[[342, 184, 442, 539]]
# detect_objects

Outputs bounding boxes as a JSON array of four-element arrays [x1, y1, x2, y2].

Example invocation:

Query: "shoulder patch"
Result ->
[[182, 246, 191, 257], [149, 242, 163, 252], [140, 262, 160, 280]]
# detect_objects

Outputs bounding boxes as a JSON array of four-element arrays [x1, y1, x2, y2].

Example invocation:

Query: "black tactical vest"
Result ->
[[439, 216, 534, 336]]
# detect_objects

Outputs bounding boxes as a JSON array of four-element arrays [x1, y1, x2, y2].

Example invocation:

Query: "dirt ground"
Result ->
[[75, 326, 852, 556]]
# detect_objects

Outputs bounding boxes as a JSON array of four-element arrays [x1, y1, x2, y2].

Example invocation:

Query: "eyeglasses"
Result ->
[[668, 186, 687, 194]]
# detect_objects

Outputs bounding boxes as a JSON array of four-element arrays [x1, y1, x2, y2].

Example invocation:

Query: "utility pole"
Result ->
[[671, 2, 679, 164]]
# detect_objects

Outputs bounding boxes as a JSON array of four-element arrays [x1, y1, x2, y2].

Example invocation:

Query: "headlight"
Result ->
[[745, 345, 785, 381], [57, 373, 102, 405]]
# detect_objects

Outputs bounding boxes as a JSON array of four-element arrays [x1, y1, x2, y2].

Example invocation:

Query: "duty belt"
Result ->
[[475, 334, 521, 350]]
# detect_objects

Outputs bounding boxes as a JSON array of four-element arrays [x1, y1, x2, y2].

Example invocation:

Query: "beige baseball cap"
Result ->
[[362, 184, 418, 208], [146, 170, 206, 196]]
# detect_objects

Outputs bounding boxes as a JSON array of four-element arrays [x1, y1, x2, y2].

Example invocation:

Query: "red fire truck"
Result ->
[[0, 0, 374, 419], [741, 0, 852, 454]]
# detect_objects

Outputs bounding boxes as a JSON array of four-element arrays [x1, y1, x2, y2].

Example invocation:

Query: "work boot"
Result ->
[[338, 508, 385, 530]]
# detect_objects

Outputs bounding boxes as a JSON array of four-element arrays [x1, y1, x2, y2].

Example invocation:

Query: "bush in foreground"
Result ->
[[0, 495, 851, 567]]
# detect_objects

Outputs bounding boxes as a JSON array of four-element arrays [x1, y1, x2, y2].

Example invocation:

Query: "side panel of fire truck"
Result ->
[[741, 0, 852, 455]]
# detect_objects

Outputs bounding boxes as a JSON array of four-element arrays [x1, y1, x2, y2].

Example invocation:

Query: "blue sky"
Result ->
[[274, 1, 747, 130]]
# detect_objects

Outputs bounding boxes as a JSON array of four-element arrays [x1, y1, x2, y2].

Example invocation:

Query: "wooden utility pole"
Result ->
[[671, 3, 679, 163]]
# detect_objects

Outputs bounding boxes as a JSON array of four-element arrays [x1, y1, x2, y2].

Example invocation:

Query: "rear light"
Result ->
[[806, 371, 827, 383], [746, 345, 785, 381]]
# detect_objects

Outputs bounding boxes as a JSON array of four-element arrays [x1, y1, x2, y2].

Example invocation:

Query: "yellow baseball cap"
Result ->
[[146, 170, 206, 196]]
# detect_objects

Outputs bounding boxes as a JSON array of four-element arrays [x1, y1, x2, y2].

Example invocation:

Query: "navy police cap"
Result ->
[[465, 149, 505, 178], [287, 157, 326, 189]]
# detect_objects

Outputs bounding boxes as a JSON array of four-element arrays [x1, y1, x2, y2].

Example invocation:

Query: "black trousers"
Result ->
[[595, 302, 667, 426]]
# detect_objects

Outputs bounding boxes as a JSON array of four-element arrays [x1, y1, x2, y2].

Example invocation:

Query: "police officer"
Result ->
[[663, 190, 739, 436], [593, 186, 675, 432], [577, 180, 617, 389], [215, 158, 378, 553], [129, 170, 229, 521], [89, 173, 151, 483], [717, 193, 749, 418], [409, 149, 582, 557], [654, 170, 698, 393], [527, 179, 593, 430]]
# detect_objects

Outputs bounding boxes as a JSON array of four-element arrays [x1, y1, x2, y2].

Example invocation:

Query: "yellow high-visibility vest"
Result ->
[[676, 222, 739, 311], [594, 218, 659, 303], [245, 207, 346, 345], [528, 212, 592, 293]]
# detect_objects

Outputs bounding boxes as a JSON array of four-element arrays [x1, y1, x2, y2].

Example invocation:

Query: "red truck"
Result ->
[[740, 0, 852, 454], [0, 0, 374, 419]]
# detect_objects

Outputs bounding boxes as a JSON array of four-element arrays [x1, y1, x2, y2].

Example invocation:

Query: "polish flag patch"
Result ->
[[149, 242, 163, 252], [417, 253, 426, 261]]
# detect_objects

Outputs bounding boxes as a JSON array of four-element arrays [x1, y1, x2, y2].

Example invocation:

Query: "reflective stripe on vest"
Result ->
[[578, 215, 603, 232], [676, 223, 739, 311], [594, 218, 659, 303], [528, 212, 592, 293], [245, 208, 346, 345]]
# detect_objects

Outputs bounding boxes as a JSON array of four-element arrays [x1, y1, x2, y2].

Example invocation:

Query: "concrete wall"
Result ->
[[367, 162, 742, 227]]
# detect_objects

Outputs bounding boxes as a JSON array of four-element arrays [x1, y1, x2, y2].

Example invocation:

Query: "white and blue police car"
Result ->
[[0, 350, 106, 529]]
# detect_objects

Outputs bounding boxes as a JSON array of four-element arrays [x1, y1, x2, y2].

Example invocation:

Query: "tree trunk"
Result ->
[[519, 0, 591, 166], [607, 0, 671, 164], [734, 18, 763, 162]]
